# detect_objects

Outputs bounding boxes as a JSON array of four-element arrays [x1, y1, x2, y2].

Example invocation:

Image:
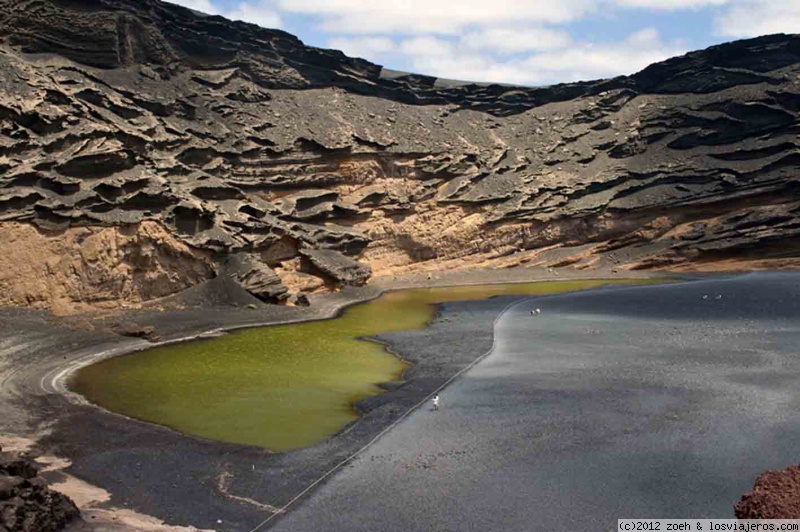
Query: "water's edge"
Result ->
[[66, 279, 678, 451]]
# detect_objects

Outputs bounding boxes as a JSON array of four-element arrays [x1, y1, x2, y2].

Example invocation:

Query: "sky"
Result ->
[[166, 0, 800, 86]]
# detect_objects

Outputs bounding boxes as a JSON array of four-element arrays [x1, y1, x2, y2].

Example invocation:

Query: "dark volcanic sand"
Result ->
[[269, 272, 800, 531]]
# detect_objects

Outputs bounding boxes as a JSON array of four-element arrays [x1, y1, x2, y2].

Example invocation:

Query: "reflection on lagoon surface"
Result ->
[[70, 279, 660, 451]]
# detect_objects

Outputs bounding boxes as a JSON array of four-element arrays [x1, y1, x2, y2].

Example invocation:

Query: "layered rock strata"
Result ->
[[0, 0, 799, 312]]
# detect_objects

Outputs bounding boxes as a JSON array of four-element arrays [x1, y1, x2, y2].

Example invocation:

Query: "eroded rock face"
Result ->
[[0, 221, 213, 314], [0, 448, 80, 532], [1, 0, 800, 312], [223, 252, 289, 303], [299, 248, 372, 287]]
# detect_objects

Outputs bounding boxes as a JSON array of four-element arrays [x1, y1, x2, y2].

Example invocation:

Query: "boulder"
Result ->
[[0, 477, 23, 499], [300, 248, 371, 286], [223, 253, 290, 302], [290, 293, 310, 307], [110, 324, 161, 342], [0, 449, 79, 532], [0, 454, 36, 480]]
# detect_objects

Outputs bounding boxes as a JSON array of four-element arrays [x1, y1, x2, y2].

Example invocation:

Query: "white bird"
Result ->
[[702, 295, 708, 300], [535, 308, 541, 315], [715, 295, 723, 300]]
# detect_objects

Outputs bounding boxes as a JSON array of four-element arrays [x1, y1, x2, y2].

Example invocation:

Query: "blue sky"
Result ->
[[168, 0, 800, 86]]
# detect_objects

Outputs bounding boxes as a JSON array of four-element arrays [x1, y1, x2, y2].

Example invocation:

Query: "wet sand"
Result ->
[[270, 272, 800, 531]]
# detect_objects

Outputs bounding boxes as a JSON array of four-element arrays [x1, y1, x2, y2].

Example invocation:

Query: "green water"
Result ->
[[70, 279, 657, 451]]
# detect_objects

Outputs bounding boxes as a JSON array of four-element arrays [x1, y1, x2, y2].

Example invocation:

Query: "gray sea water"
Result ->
[[271, 272, 800, 531]]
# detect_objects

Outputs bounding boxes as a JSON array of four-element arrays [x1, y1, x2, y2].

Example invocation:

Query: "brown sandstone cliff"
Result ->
[[0, 221, 213, 314]]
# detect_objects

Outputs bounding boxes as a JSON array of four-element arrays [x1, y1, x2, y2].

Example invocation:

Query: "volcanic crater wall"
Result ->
[[1, 0, 800, 312]]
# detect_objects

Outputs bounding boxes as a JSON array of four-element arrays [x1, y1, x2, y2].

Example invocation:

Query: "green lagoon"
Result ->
[[70, 280, 657, 451]]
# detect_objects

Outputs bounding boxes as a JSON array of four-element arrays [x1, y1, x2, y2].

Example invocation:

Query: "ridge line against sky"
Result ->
[[169, 0, 799, 86]]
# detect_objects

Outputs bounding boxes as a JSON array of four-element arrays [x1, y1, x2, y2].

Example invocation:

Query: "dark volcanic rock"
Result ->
[[300, 248, 372, 286], [0, 449, 80, 532], [290, 293, 311, 307], [223, 252, 290, 302], [0, 454, 36, 481], [110, 323, 162, 342], [0, 0, 800, 311], [276, 190, 340, 220]]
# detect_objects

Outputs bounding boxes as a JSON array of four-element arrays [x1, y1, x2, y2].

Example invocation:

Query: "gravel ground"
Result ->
[[269, 271, 800, 531]]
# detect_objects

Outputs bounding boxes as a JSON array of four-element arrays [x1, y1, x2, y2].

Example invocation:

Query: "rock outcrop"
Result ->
[[0, 0, 800, 312], [299, 248, 372, 287], [0, 448, 80, 532], [222, 252, 289, 302], [0, 221, 213, 314], [736, 465, 800, 519]]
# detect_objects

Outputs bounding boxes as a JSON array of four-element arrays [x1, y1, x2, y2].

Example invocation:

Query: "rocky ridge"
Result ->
[[1, 0, 800, 312]]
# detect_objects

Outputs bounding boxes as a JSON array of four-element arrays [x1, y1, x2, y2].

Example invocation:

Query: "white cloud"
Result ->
[[408, 55, 536, 85], [715, 0, 800, 37], [167, 0, 283, 28], [521, 28, 687, 83], [166, 0, 216, 13], [398, 36, 455, 58], [225, 2, 283, 29], [373, 28, 686, 86], [327, 37, 396, 59], [461, 26, 573, 54], [279, 0, 597, 35]]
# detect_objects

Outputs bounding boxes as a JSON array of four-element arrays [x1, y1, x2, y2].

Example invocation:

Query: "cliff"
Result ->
[[1, 0, 800, 312]]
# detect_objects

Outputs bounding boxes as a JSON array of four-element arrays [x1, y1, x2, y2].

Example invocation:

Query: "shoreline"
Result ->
[[49, 266, 673, 409], [0, 266, 682, 530]]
